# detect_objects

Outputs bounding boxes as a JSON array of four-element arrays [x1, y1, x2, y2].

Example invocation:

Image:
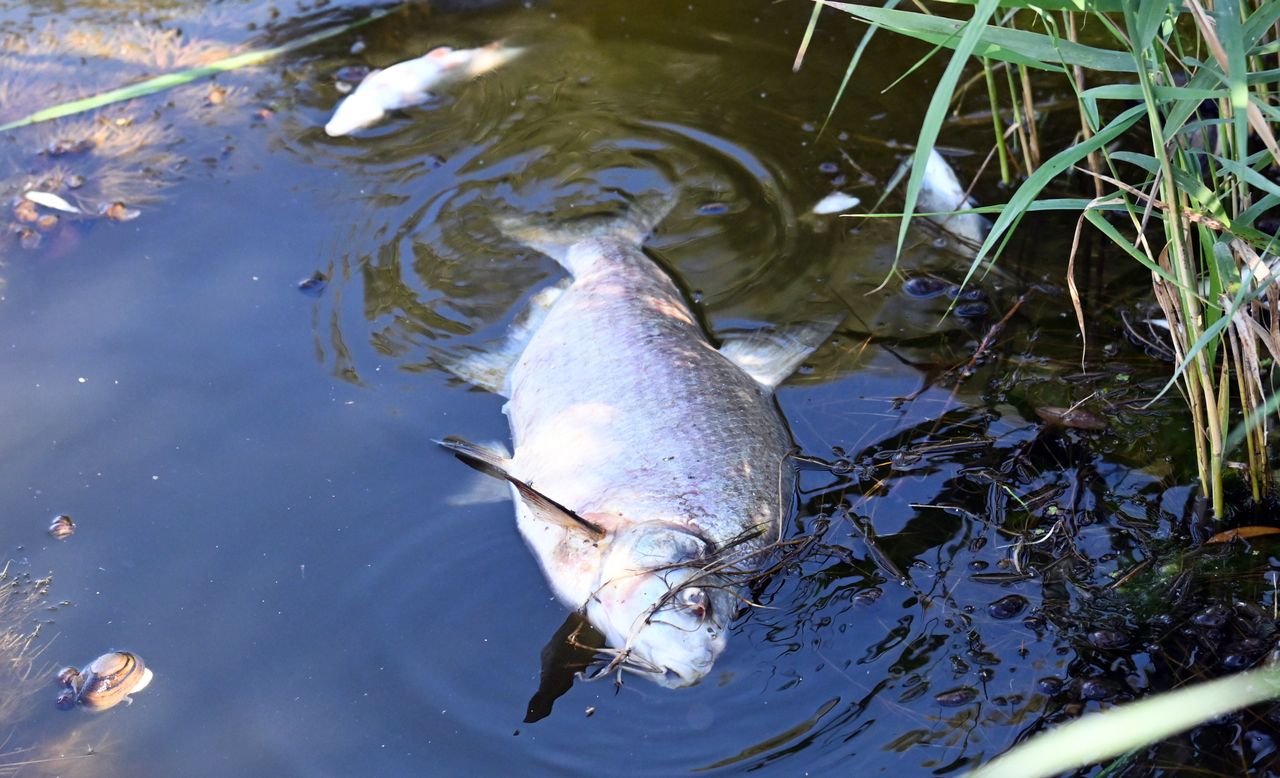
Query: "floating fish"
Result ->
[[913, 149, 991, 251], [324, 43, 523, 137], [811, 191, 860, 215], [23, 190, 82, 214], [437, 196, 834, 688]]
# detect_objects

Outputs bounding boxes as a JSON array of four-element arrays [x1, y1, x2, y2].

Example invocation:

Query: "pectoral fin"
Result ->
[[719, 319, 839, 389], [436, 436, 604, 538], [432, 282, 567, 395]]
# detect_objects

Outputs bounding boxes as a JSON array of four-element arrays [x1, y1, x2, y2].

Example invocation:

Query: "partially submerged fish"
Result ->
[[913, 149, 991, 251], [438, 197, 831, 687], [324, 43, 522, 137]]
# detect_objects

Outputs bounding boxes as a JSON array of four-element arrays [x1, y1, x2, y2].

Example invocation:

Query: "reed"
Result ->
[[813, 0, 1280, 519]]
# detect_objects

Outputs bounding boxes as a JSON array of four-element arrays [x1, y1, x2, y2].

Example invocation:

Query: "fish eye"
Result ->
[[676, 587, 709, 619]]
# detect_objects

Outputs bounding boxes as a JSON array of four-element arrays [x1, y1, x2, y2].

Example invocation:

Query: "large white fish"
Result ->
[[438, 197, 831, 687], [324, 43, 522, 137]]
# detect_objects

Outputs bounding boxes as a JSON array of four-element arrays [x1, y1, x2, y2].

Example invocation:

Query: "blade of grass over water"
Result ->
[[820, 3, 1136, 72], [794, 2, 824, 72], [850, 0, 1002, 285], [0, 8, 392, 133], [966, 665, 1280, 778]]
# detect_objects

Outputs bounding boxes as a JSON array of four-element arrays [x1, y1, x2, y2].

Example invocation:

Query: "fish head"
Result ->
[[324, 93, 387, 137], [586, 522, 738, 688]]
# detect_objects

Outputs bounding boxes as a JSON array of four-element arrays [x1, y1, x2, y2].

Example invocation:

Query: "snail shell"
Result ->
[[49, 514, 75, 540], [58, 651, 154, 711]]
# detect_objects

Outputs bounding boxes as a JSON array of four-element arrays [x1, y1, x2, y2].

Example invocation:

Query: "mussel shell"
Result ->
[[75, 651, 152, 711]]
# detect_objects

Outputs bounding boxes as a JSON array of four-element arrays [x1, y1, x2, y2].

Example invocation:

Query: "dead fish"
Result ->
[[811, 192, 861, 215], [1035, 405, 1108, 431], [324, 43, 523, 137], [911, 150, 991, 251], [437, 196, 833, 688], [23, 190, 82, 214]]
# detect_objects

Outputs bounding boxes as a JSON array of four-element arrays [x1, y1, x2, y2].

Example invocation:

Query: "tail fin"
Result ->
[[496, 191, 677, 265]]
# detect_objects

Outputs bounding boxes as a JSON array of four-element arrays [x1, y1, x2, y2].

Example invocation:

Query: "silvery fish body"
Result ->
[[325, 43, 522, 136], [439, 199, 829, 687], [916, 149, 991, 251]]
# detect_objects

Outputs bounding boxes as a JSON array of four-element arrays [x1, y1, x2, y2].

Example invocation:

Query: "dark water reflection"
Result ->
[[1, 0, 1276, 776]]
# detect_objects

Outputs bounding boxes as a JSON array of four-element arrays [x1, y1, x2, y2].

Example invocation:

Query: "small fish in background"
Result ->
[[810, 191, 860, 215], [324, 43, 523, 137], [912, 149, 992, 252]]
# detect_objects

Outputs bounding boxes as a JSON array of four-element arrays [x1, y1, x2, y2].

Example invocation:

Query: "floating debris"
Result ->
[[902, 276, 950, 299], [48, 514, 75, 540], [102, 202, 141, 222], [55, 651, 153, 711], [1088, 629, 1130, 649], [44, 138, 95, 157], [952, 301, 991, 319], [207, 85, 227, 105], [35, 213, 58, 231], [14, 226, 41, 249], [1035, 406, 1108, 431], [297, 271, 328, 296], [811, 191, 861, 215], [13, 199, 38, 223], [696, 202, 731, 216], [334, 65, 372, 85], [987, 594, 1028, 620], [1206, 525, 1280, 544], [934, 686, 978, 707], [24, 190, 82, 214]]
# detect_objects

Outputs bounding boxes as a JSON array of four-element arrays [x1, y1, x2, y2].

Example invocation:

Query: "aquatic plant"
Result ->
[[0, 562, 56, 773], [807, 0, 1280, 521]]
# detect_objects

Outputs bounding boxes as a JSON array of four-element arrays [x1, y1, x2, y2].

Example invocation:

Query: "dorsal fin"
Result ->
[[436, 436, 604, 538], [719, 319, 839, 389]]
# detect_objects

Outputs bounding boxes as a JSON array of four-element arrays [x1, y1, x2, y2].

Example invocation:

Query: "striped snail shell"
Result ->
[[56, 651, 154, 711]]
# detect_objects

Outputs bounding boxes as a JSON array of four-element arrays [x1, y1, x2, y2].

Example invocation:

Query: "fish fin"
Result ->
[[719, 319, 838, 389], [436, 437, 604, 538], [495, 191, 677, 266], [432, 282, 567, 394]]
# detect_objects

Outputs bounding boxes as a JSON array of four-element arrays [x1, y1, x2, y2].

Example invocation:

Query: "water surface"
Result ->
[[1, 1, 1272, 775]]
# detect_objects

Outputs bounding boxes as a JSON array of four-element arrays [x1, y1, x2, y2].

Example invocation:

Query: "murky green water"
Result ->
[[2, 1, 1278, 775]]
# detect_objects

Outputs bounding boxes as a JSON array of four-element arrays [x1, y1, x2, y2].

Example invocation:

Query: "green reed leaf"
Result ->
[[820, 2, 1135, 71]]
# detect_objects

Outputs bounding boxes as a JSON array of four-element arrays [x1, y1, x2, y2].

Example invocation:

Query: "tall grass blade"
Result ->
[[820, 2, 1135, 71], [794, 2, 824, 72], [957, 102, 1147, 289], [0, 9, 392, 133], [966, 665, 1280, 778], [871, 0, 1002, 278]]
